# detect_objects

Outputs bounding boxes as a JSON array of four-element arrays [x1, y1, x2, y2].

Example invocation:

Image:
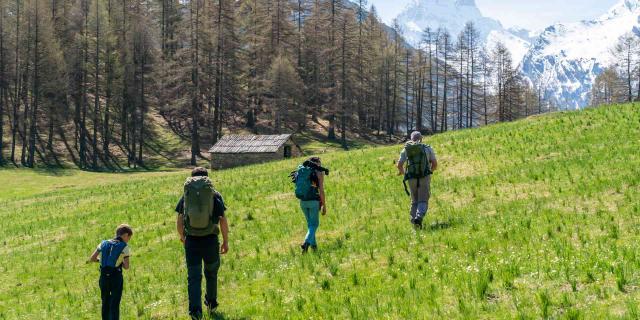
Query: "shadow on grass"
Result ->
[[209, 311, 250, 320], [0, 164, 181, 176], [0, 165, 76, 177], [427, 219, 457, 231]]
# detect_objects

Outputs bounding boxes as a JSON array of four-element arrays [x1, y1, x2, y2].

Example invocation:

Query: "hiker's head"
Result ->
[[308, 157, 321, 166], [305, 157, 329, 175], [410, 131, 423, 142], [116, 224, 134, 242], [191, 167, 209, 177]]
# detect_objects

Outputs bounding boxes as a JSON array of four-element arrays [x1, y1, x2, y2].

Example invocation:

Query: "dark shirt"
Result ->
[[175, 193, 226, 221]]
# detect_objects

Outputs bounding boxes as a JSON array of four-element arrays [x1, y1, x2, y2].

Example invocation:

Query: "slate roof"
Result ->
[[208, 134, 293, 154]]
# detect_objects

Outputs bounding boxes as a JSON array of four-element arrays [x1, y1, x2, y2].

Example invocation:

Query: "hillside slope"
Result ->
[[0, 104, 639, 319]]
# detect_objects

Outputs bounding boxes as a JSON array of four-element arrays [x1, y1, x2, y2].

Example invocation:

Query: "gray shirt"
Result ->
[[399, 144, 437, 166]]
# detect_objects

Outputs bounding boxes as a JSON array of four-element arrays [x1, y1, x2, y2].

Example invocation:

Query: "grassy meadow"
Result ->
[[1, 104, 639, 319]]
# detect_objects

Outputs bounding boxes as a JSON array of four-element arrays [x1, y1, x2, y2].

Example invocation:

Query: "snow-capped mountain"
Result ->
[[396, 0, 532, 63], [520, 0, 640, 109]]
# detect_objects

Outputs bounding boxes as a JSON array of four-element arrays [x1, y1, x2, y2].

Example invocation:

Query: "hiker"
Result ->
[[175, 167, 229, 320], [397, 131, 438, 229], [290, 157, 328, 253], [88, 224, 134, 320]]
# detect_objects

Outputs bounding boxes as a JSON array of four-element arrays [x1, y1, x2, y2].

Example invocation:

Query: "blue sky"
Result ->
[[369, 0, 619, 30]]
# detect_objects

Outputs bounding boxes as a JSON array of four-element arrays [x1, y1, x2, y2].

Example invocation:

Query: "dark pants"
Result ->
[[99, 268, 123, 320], [185, 235, 221, 316]]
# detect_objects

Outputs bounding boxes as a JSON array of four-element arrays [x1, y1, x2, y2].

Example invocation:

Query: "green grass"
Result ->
[[1, 104, 639, 319]]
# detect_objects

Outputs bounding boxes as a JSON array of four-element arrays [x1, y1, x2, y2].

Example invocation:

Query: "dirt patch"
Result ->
[[547, 189, 625, 214], [493, 181, 552, 202], [440, 156, 487, 179], [436, 191, 475, 210], [266, 193, 295, 201]]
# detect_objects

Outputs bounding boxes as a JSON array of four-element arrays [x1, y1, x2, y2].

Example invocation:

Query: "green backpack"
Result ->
[[183, 176, 219, 236], [404, 141, 432, 180]]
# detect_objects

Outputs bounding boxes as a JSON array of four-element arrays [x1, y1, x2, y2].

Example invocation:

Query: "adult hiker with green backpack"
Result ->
[[397, 131, 438, 229], [175, 167, 229, 320], [290, 157, 329, 253]]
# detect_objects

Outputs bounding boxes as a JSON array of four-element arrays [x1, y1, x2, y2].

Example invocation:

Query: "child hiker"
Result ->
[[88, 224, 134, 320]]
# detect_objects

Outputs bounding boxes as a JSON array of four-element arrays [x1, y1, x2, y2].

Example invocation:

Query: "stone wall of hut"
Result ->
[[210, 141, 302, 170]]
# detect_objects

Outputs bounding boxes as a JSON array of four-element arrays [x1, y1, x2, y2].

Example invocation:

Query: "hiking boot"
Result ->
[[189, 311, 203, 320], [204, 298, 219, 313], [301, 242, 310, 253], [411, 218, 423, 230]]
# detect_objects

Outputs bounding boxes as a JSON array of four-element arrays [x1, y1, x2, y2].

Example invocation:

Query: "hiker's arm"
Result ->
[[318, 172, 327, 214], [219, 216, 229, 254], [88, 250, 100, 263], [176, 214, 185, 243], [430, 149, 438, 172], [122, 257, 130, 270], [397, 149, 406, 175], [397, 160, 405, 175]]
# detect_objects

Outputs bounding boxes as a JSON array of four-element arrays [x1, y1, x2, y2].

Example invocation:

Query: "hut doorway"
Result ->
[[284, 146, 292, 158]]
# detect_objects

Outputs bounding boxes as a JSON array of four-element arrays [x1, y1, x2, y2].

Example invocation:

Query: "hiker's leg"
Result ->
[[424, 176, 431, 215], [301, 202, 313, 245], [203, 236, 221, 307], [109, 272, 124, 320], [416, 177, 430, 221], [99, 272, 110, 320], [306, 201, 320, 246], [409, 179, 419, 222], [185, 238, 204, 316]]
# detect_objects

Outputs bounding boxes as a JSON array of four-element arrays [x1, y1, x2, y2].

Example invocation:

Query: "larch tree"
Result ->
[[611, 35, 637, 102], [268, 54, 302, 133]]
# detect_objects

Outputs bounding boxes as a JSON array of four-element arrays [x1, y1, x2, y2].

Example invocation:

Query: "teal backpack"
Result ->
[[293, 165, 319, 201]]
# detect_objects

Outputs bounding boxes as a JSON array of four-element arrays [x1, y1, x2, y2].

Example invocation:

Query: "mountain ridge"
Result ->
[[520, 0, 639, 109], [393, 0, 638, 109], [395, 0, 532, 66]]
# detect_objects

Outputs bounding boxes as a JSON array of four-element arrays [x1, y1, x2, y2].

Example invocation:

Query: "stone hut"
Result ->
[[208, 134, 302, 169]]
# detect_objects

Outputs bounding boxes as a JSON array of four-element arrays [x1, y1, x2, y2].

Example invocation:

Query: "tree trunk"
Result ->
[[190, 0, 200, 165], [79, 0, 89, 168], [120, 0, 128, 153], [427, 39, 434, 132], [104, 5, 113, 163], [138, 41, 145, 166], [212, 0, 223, 145], [0, 9, 4, 163], [10, 0, 20, 163], [21, 14, 32, 166], [458, 43, 463, 129], [340, 17, 347, 149], [27, 0, 40, 168], [93, 0, 100, 169], [404, 50, 410, 134], [390, 36, 398, 136], [441, 37, 448, 132]]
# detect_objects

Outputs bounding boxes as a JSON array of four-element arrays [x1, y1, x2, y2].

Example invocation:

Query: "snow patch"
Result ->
[[519, 0, 640, 108]]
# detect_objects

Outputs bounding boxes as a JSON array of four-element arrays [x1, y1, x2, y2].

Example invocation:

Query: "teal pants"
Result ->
[[300, 200, 320, 246]]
